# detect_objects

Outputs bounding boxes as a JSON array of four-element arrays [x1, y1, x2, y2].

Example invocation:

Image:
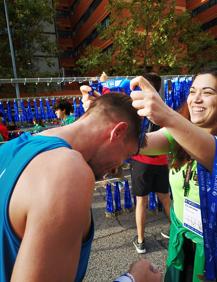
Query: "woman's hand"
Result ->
[[80, 85, 100, 112], [130, 76, 172, 127]]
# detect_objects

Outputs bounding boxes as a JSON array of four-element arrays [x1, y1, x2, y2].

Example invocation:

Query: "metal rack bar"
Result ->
[[0, 94, 81, 102], [0, 74, 192, 85]]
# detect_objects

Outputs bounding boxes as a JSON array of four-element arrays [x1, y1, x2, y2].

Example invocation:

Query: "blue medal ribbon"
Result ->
[[13, 100, 20, 122], [119, 79, 131, 95], [197, 136, 217, 280], [27, 99, 34, 122], [79, 98, 85, 117], [174, 77, 180, 110], [73, 98, 80, 120], [39, 98, 46, 120], [6, 101, 13, 123], [45, 98, 56, 119], [20, 100, 28, 123], [164, 77, 193, 110], [89, 81, 103, 96], [0, 101, 5, 118], [51, 97, 56, 108], [33, 99, 40, 120]]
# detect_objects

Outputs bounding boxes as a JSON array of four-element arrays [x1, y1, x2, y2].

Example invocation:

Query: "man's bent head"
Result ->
[[83, 93, 145, 179]]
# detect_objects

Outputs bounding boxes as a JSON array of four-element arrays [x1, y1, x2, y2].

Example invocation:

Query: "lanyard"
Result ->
[[138, 118, 149, 148], [197, 136, 217, 281], [183, 160, 194, 197]]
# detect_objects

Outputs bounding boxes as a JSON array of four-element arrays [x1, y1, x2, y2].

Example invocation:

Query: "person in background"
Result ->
[[0, 112, 9, 142], [131, 73, 170, 254], [31, 118, 46, 134], [100, 71, 111, 95], [55, 99, 75, 126]]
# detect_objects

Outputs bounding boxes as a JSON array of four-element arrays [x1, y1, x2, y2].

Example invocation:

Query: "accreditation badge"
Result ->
[[183, 198, 203, 237]]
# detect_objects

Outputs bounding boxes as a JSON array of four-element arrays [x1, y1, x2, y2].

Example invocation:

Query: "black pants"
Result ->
[[180, 237, 195, 282]]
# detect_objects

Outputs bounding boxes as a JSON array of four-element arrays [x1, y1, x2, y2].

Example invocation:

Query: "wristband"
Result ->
[[113, 272, 135, 282]]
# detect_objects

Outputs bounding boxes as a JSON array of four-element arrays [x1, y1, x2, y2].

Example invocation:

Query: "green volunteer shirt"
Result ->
[[162, 129, 200, 223], [61, 114, 75, 126], [170, 160, 199, 223], [162, 129, 204, 282]]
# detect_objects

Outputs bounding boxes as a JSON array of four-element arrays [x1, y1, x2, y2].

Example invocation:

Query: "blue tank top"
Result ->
[[0, 132, 94, 282]]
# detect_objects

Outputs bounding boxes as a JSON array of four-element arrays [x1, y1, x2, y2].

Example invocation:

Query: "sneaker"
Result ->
[[133, 236, 146, 254], [160, 232, 170, 239]]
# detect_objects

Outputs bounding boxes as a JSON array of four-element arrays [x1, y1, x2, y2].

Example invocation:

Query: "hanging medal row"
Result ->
[[164, 76, 193, 110], [0, 96, 84, 125], [0, 75, 193, 129]]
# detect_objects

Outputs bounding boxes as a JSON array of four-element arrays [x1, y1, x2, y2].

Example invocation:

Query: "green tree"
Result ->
[[75, 46, 112, 76], [99, 0, 217, 75], [0, 0, 57, 78], [172, 12, 217, 73], [108, 19, 142, 75]]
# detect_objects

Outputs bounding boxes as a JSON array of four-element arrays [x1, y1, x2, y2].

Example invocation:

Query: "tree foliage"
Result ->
[[75, 46, 112, 76], [172, 12, 217, 73], [76, 0, 217, 75], [0, 0, 57, 78]]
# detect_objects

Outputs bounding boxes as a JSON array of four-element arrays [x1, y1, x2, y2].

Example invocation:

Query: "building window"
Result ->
[[57, 30, 73, 38], [73, 28, 98, 53], [192, 0, 217, 16], [103, 44, 113, 54], [201, 17, 217, 31], [60, 49, 74, 58], [67, 15, 110, 58], [70, 0, 81, 14], [56, 10, 70, 18], [73, 0, 103, 36], [101, 15, 110, 30], [73, 15, 110, 52]]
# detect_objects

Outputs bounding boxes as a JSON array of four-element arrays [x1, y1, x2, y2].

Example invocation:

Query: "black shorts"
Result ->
[[130, 159, 169, 197]]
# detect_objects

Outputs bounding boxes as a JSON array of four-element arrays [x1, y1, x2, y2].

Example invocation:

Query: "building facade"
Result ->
[[186, 0, 217, 38], [55, 0, 111, 75], [55, 0, 217, 75]]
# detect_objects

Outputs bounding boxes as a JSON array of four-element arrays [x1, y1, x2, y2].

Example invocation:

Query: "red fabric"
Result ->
[[0, 124, 9, 141], [102, 87, 110, 95], [132, 154, 168, 165]]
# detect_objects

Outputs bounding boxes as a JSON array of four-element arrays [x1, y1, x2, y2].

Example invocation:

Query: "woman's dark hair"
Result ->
[[194, 66, 217, 79], [170, 102, 191, 168]]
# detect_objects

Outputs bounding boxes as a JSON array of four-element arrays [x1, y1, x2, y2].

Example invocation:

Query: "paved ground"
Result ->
[[83, 178, 170, 282]]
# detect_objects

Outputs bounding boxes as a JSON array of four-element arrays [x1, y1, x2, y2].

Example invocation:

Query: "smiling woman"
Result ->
[[129, 67, 217, 282], [188, 72, 217, 130]]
